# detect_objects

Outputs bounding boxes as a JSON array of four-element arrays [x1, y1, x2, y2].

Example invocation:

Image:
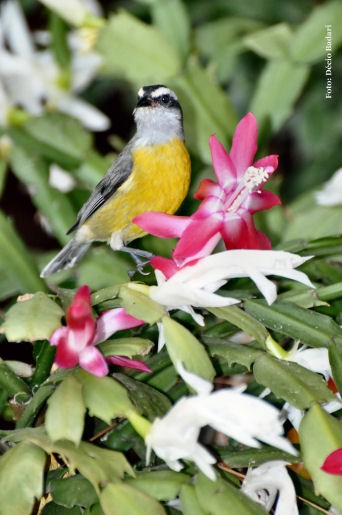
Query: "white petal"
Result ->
[[49, 164, 76, 192], [39, 0, 90, 26], [176, 362, 212, 395], [242, 461, 299, 515], [57, 95, 110, 131], [288, 347, 331, 380], [316, 168, 342, 206], [1, 0, 35, 58]]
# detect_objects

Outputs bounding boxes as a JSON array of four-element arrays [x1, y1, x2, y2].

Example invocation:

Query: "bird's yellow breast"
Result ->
[[83, 137, 191, 243]]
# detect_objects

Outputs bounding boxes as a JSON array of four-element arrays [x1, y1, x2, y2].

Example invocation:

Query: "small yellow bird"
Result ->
[[41, 85, 191, 278]]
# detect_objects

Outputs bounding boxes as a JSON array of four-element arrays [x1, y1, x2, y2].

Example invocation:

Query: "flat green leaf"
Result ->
[[299, 404, 342, 510], [100, 483, 166, 515], [114, 373, 171, 419], [180, 484, 205, 515], [162, 316, 215, 382], [290, 1, 342, 64], [42, 502, 82, 514], [170, 58, 238, 162], [283, 201, 342, 241], [0, 441, 46, 515], [219, 446, 300, 469], [96, 11, 180, 83], [209, 342, 264, 371], [250, 60, 309, 130], [244, 23, 293, 59], [46, 374, 86, 445], [329, 342, 342, 394], [125, 470, 189, 501], [77, 249, 131, 291], [99, 337, 153, 358], [10, 146, 76, 245], [209, 305, 269, 345], [120, 285, 165, 324], [75, 369, 134, 424], [25, 112, 92, 162], [49, 475, 97, 508], [244, 299, 342, 348], [152, 0, 190, 61], [195, 474, 267, 515], [0, 210, 46, 293], [3, 292, 63, 342], [17, 383, 56, 428], [0, 358, 31, 401], [253, 353, 335, 409]]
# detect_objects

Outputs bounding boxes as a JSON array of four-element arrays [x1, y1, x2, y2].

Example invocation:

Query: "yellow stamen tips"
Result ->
[[127, 282, 151, 297], [265, 335, 289, 359], [126, 409, 152, 440]]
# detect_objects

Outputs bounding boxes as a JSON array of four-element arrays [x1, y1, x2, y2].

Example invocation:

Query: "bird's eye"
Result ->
[[160, 94, 171, 105]]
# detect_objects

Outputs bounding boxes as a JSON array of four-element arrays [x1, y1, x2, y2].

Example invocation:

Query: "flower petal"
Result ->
[[230, 112, 258, 177], [79, 346, 108, 376], [107, 355, 152, 373], [94, 308, 144, 344], [52, 328, 80, 368], [133, 212, 190, 238], [244, 190, 281, 214], [321, 448, 342, 475], [209, 134, 237, 188], [194, 178, 224, 201], [173, 216, 221, 263], [253, 154, 279, 173]]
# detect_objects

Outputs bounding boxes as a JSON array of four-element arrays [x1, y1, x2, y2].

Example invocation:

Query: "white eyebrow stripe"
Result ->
[[137, 87, 145, 97], [151, 87, 178, 100]]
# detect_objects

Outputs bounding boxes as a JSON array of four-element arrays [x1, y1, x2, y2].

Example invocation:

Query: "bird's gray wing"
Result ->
[[67, 143, 134, 235]]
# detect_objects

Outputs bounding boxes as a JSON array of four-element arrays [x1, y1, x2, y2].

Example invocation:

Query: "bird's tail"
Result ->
[[40, 239, 91, 278]]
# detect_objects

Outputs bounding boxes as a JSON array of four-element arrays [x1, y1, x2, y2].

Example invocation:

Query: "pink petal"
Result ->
[[107, 355, 152, 373], [133, 212, 190, 238], [150, 256, 179, 278], [79, 346, 108, 376], [94, 308, 144, 344], [50, 326, 68, 347], [67, 285, 92, 324], [244, 190, 281, 213], [53, 329, 80, 368], [230, 112, 258, 177], [173, 216, 222, 262], [193, 196, 225, 218], [221, 212, 270, 250], [209, 134, 237, 188], [194, 178, 223, 200], [253, 154, 278, 173], [321, 449, 342, 475]]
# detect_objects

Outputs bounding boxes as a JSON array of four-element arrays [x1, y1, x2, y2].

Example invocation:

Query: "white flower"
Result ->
[[146, 363, 296, 481], [149, 250, 314, 308], [0, 0, 109, 131], [241, 461, 299, 515], [315, 168, 342, 206], [49, 164, 76, 193], [39, 0, 102, 27]]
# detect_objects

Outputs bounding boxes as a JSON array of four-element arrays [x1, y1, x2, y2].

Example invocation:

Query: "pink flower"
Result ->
[[50, 285, 149, 376], [134, 112, 280, 268], [321, 448, 342, 475]]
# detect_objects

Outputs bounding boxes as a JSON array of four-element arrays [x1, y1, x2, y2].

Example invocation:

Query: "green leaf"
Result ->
[[0, 358, 31, 401], [209, 342, 263, 371], [253, 353, 335, 409], [49, 475, 97, 508], [244, 23, 293, 59], [250, 60, 309, 130], [195, 474, 267, 515], [16, 383, 56, 428], [290, 1, 342, 64], [170, 58, 238, 162], [77, 250, 131, 291], [299, 404, 342, 510], [100, 483, 166, 515], [10, 146, 76, 245], [283, 201, 342, 241], [152, 0, 190, 61], [25, 112, 92, 163], [99, 337, 153, 358], [218, 446, 300, 469], [0, 210, 46, 293], [45, 374, 86, 445], [96, 11, 181, 83], [125, 470, 189, 501], [3, 292, 63, 342], [120, 285, 165, 324], [180, 484, 205, 515], [209, 305, 269, 346], [75, 369, 134, 424], [114, 373, 171, 419], [244, 299, 342, 348], [162, 316, 215, 382], [42, 502, 82, 514], [0, 441, 46, 515], [329, 342, 342, 394]]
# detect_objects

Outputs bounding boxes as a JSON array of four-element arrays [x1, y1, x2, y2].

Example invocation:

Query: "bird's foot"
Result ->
[[120, 247, 153, 276]]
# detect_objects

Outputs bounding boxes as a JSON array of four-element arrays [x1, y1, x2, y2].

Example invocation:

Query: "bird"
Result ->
[[40, 84, 191, 278]]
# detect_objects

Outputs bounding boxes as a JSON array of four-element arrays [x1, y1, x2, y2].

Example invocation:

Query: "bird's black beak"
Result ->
[[136, 96, 157, 108]]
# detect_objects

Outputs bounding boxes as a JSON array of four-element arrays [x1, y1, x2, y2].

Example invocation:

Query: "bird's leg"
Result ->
[[120, 246, 154, 275]]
